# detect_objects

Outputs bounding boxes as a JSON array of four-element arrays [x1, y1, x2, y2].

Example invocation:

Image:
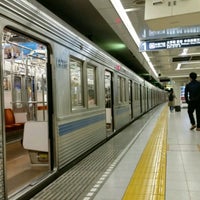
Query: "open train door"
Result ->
[[105, 70, 114, 136], [2, 28, 52, 197]]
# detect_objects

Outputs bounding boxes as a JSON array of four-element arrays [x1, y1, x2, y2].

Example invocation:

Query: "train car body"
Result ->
[[0, 1, 166, 199]]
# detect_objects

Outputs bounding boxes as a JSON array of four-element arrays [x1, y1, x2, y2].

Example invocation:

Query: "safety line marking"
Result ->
[[83, 106, 164, 200], [122, 106, 168, 200]]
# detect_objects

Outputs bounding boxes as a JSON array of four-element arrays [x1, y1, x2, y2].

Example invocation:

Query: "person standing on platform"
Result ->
[[184, 72, 200, 131], [168, 88, 176, 112]]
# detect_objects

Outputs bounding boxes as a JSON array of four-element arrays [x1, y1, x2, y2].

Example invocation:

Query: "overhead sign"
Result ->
[[140, 37, 200, 51]]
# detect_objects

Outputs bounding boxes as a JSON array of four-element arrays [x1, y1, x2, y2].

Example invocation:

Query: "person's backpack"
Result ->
[[168, 93, 173, 101]]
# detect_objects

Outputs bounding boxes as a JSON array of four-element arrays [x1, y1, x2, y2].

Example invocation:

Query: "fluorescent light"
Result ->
[[176, 63, 181, 70], [176, 62, 200, 70], [170, 75, 189, 78], [125, 8, 141, 12], [110, 0, 140, 46], [110, 0, 158, 77], [142, 52, 158, 77], [180, 48, 188, 55]]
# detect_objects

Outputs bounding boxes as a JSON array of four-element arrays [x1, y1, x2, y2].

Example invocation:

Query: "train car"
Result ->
[[0, 1, 167, 199]]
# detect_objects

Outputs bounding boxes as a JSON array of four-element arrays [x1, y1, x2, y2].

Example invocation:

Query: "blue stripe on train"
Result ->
[[58, 114, 105, 136], [116, 107, 129, 115]]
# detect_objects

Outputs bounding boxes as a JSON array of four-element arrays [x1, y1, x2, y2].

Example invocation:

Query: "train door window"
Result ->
[[117, 76, 125, 103], [143, 86, 146, 111], [2, 28, 50, 195], [105, 70, 113, 134], [140, 85, 143, 113], [117, 77, 121, 103], [128, 80, 133, 119], [147, 88, 149, 109], [134, 82, 139, 100], [87, 65, 97, 107], [121, 77, 126, 102], [70, 57, 84, 109]]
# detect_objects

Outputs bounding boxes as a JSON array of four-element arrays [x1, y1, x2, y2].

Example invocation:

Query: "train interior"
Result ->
[[2, 28, 50, 195]]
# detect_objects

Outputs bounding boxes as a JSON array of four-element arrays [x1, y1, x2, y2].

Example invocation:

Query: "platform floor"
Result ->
[[32, 104, 200, 200]]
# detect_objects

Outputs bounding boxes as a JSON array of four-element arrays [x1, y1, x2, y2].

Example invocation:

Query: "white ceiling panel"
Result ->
[[91, 0, 200, 84]]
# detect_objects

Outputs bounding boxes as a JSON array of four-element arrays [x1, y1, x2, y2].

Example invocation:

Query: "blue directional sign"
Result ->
[[140, 37, 200, 51]]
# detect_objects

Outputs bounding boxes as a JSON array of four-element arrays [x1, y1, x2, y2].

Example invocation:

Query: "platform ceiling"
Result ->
[[36, 0, 200, 86]]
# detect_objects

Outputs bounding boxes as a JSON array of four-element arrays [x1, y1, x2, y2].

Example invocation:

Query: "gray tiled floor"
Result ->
[[93, 105, 165, 200], [166, 108, 200, 200], [94, 106, 200, 200]]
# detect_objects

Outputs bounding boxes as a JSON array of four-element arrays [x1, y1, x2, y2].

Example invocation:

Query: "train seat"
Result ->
[[23, 121, 48, 164], [23, 121, 48, 152], [4, 108, 24, 142]]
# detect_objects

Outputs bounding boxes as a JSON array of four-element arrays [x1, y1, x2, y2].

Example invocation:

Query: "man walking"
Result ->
[[184, 72, 200, 131]]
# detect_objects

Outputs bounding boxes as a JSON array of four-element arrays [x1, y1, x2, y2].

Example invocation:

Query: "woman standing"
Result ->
[[168, 88, 176, 112]]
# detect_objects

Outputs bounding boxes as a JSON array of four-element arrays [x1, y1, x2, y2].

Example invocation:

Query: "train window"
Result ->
[[70, 57, 84, 108], [117, 76, 125, 103], [143, 86, 146, 100], [128, 80, 132, 103], [105, 71, 112, 108], [87, 65, 97, 107], [117, 77, 121, 102], [121, 78, 126, 102], [134, 82, 139, 100]]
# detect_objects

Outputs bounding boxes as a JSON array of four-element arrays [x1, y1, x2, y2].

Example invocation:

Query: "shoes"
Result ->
[[190, 125, 196, 130], [196, 128, 200, 131]]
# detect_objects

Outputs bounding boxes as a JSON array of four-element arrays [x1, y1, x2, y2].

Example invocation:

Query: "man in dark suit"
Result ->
[[184, 72, 200, 131]]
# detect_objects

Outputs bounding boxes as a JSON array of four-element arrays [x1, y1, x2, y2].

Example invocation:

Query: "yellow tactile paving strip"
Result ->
[[123, 106, 168, 200]]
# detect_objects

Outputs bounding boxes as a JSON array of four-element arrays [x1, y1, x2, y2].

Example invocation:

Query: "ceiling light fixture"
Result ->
[[110, 0, 140, 46], [142, 52, 158, 76], [176, 63, 181, 70], [176, 62, 200, 70], [125, 8, 141, 12], [110, 0, 158, 77], [180, 48, 188, 55]]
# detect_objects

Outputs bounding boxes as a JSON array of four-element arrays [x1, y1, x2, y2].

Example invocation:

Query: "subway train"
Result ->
[[0, 1, 167, 199]]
